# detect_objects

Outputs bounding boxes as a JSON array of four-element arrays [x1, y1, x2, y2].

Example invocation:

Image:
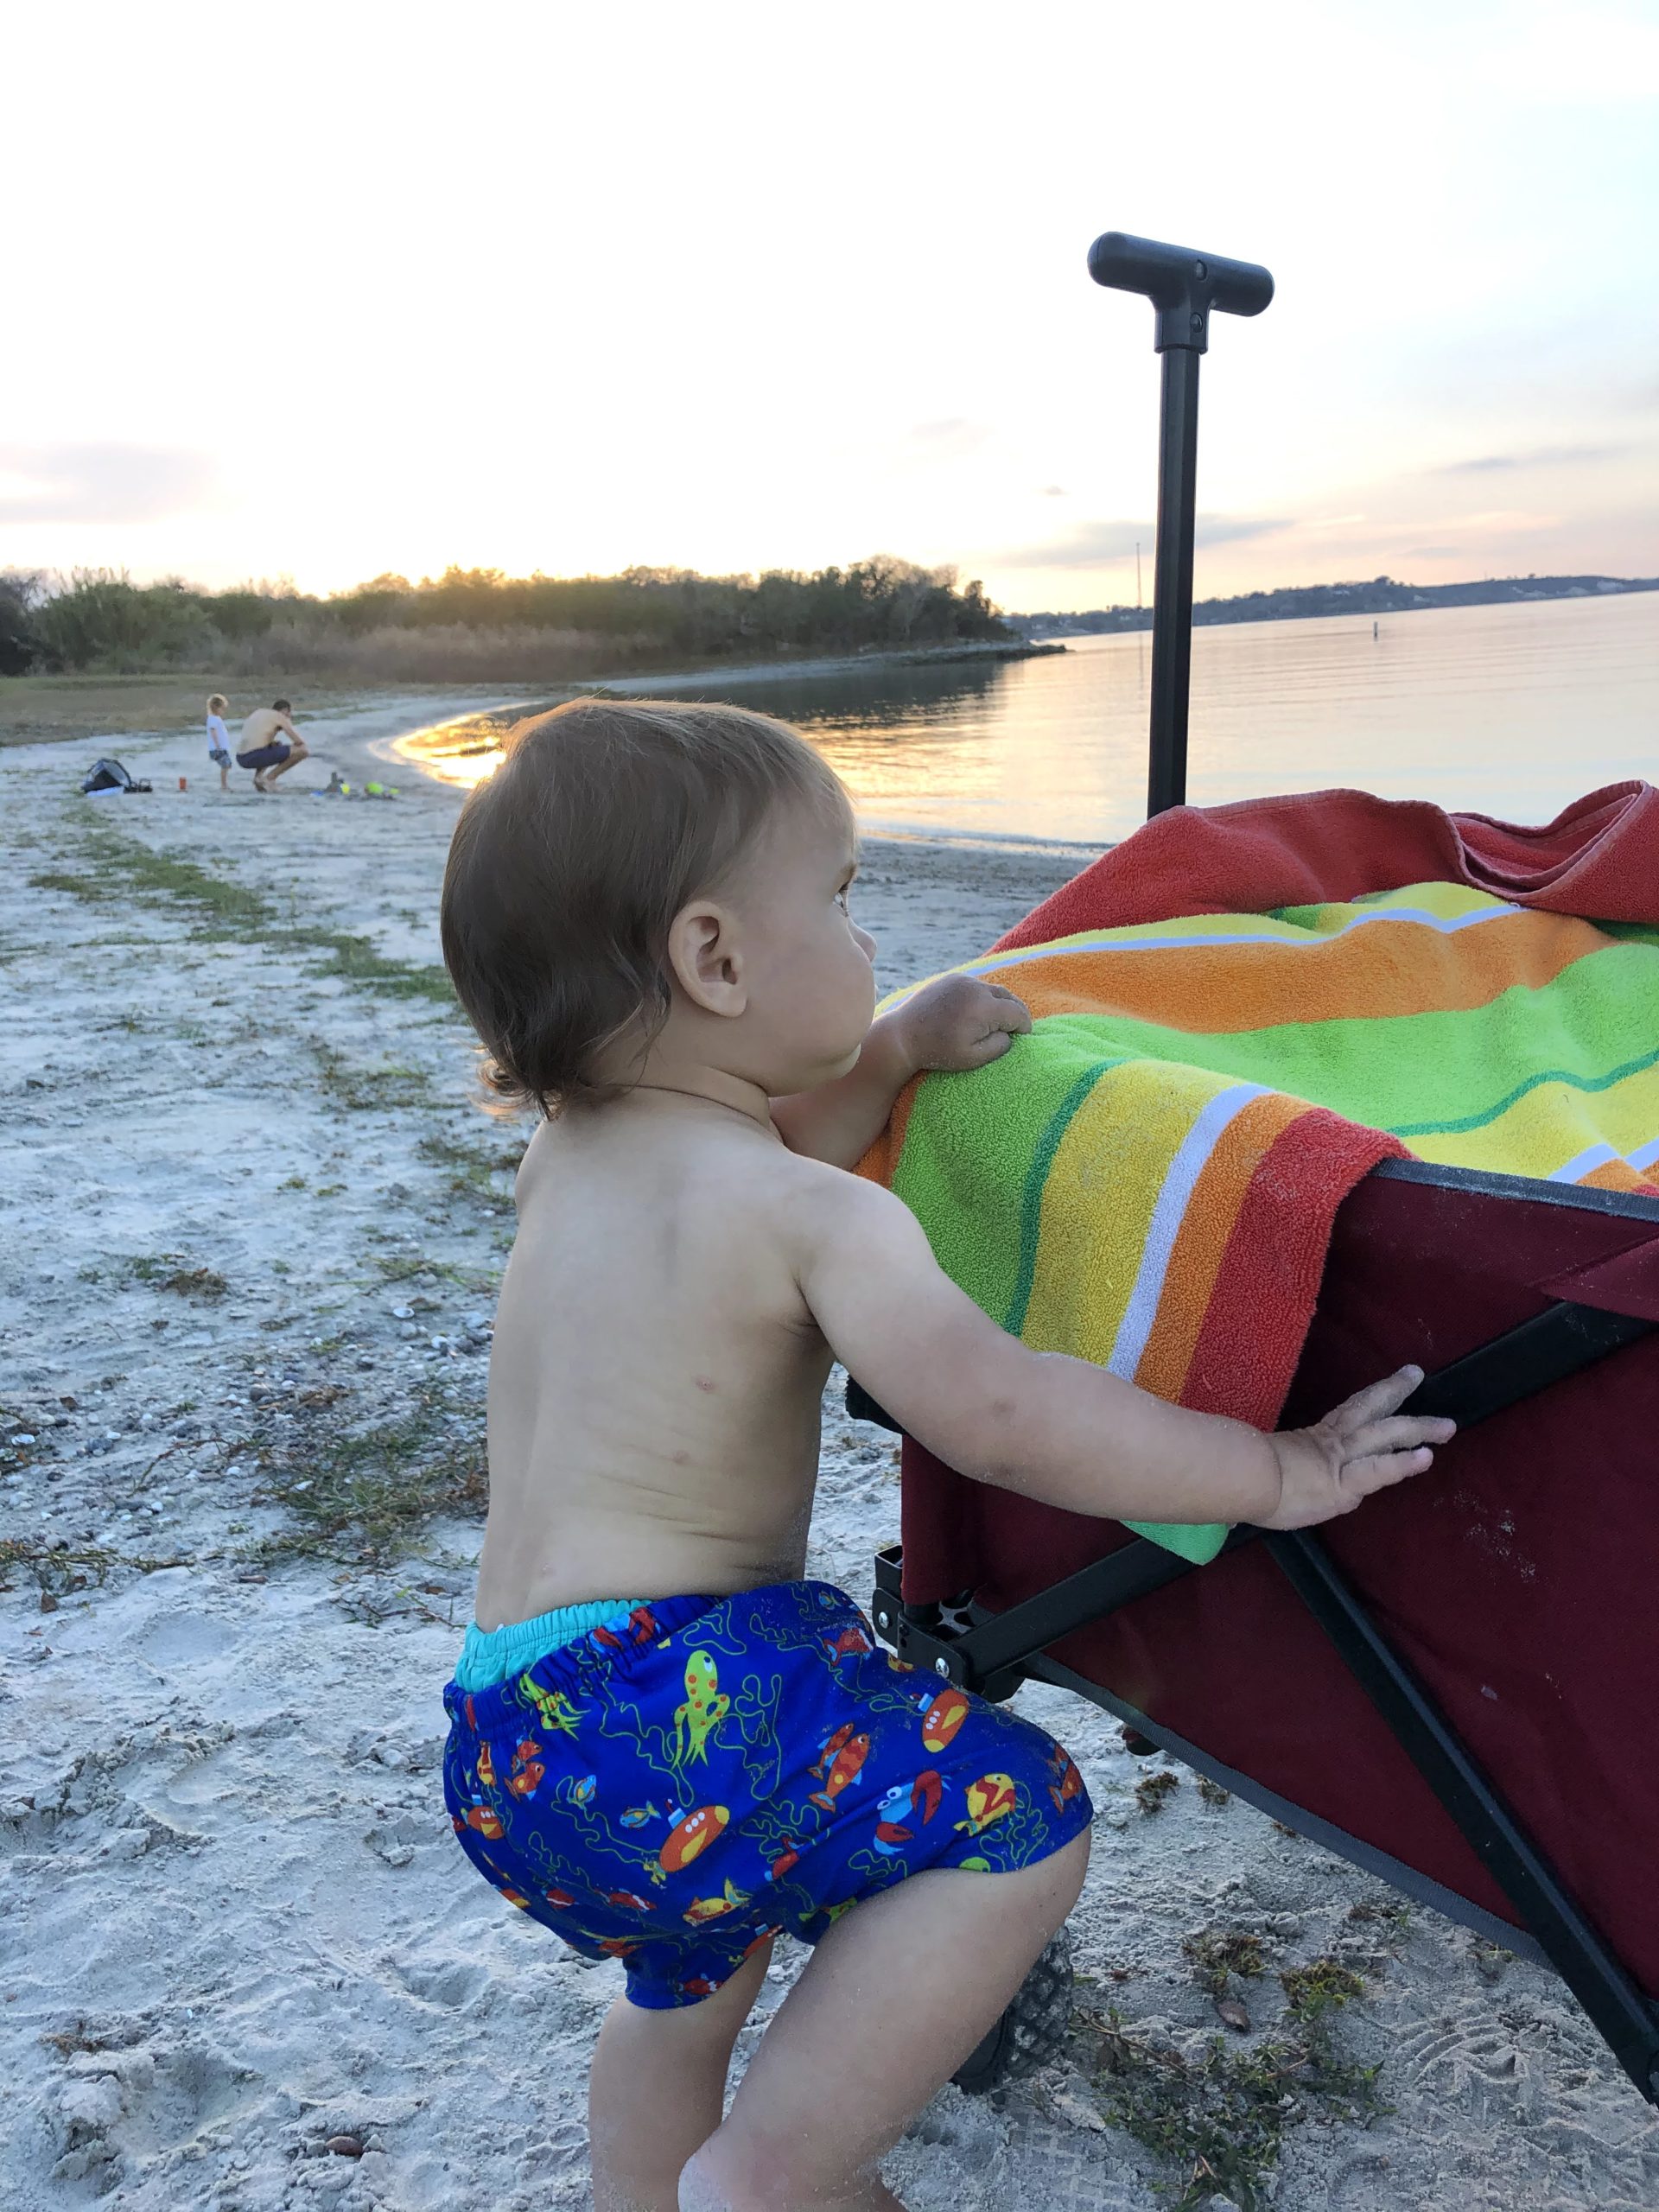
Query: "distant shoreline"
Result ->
[[565, 635, 1062, 696], [1011, 571, 1659, 641], [0, 640, 1059, 751]]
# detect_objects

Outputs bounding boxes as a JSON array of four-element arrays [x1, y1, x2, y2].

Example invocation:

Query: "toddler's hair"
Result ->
[[207, 694, 228, 714], [441, 696, 847, 1116]]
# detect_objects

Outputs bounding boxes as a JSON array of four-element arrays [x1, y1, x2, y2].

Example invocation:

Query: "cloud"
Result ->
[[1039, 484, 1067, 498], [903, 418, 995, 461], [996, 513, 1287, 568], [0, 443, 217, 524], [1432, 443, 1629, 475]]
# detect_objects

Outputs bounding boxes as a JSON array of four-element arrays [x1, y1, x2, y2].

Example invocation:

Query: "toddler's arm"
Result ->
[[772, 975, 1031, 1170], [798, 1175, 1454, 1530]]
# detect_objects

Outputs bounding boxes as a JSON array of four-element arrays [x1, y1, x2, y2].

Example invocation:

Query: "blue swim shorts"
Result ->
[[441, 1579, 1092, 2009], [236, 741, 291, 771]]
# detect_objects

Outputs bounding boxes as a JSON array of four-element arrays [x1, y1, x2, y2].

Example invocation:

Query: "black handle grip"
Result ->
[[1088, 231, 1274, 353]]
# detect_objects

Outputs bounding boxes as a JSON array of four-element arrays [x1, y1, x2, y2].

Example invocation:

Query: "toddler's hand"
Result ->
[[1259, 1365, 1455, 1531], [895, 975, 1033, 1074]]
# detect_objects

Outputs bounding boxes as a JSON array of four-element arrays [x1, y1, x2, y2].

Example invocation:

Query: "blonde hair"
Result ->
[[441, 696, 847, 1116], [207, 693, 228, 714]]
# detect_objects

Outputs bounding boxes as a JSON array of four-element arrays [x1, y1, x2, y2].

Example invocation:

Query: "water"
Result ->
[[398, 591, 1657, 847]]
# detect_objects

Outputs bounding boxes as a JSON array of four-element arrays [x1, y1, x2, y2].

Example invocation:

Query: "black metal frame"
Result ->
[[856, 1156, 1659, 2100]]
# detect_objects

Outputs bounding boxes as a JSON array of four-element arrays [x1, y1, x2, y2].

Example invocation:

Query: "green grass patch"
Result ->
[[0, 1537, 190, 1597], [127, 1255, 227, 1298], [1085, 1998, 1389, 2211], [250, 1403, 486, 1567], [29, 867, 111, 900], [305, 929, 454, 1002], [1280, 1957, 1365, 2027], [37, 823, 452, 1002], [417, 1132, 522, 1198], [82, 830, 272, 930], [310, 1041, 434, 1111], [1182, 1929, 1267, 1996]]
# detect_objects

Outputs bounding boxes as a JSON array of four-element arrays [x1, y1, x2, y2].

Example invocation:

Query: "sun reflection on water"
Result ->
[[391, 596, 1658, 842]]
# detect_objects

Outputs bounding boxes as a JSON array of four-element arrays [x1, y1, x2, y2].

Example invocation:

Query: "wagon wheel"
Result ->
[[950, 1927, 1075, 2095]]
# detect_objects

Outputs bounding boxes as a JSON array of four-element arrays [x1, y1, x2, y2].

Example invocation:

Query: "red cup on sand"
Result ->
[[179, 775, 188, 791]]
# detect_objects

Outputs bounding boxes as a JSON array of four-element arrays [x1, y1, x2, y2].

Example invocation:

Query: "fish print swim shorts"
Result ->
[[442, 1579, 1092, 2008]]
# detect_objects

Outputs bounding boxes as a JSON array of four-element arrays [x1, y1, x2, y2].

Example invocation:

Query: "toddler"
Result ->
[[437, 699, 1453, 2212], [206, 693, 233, 791]]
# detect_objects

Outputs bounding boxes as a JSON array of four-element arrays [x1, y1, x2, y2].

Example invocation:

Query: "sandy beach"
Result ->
[[3, 698, 1655, 2212]]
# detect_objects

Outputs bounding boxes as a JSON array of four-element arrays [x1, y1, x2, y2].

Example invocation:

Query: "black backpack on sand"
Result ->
[[80, 757, 152, 795]]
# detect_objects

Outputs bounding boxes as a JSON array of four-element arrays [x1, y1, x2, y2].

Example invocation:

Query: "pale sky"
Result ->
[[4, 0, 1657, 614]]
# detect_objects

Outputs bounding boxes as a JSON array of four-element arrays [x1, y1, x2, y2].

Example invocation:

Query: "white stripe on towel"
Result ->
[[1108, 1082, 1269, 1382]]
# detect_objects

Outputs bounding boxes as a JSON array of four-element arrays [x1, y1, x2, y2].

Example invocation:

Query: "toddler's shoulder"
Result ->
[[761, 1146, 918, 1258]]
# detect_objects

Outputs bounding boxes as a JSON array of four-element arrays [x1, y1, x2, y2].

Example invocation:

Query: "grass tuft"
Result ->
[[1182, 1929, 1268, 1995], [250, 1403, 486, 1566], [1085, 1993, 1389, 2210], [1280, 1957, 1365, 2026], [1135, 1769, 1181, 1815], [38, 824, 452, 1002], [417, 1133, 522, 1198], [0, 1538, 189, 1596], [310, 1042, 433, 1112]]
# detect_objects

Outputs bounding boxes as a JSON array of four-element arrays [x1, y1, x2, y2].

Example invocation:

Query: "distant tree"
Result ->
[[32, 569, 214, 671], [330, 573, 414, 635], [206, 585, 278, 640], [0, 568, 45, 674]]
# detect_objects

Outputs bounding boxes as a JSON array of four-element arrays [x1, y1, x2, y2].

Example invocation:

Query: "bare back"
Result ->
[[473, 1094, 837, 1628], [239, 707, 289, 751]]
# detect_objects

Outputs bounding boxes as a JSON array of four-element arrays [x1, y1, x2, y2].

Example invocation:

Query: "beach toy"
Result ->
[[853, 229, 1659, 2110]]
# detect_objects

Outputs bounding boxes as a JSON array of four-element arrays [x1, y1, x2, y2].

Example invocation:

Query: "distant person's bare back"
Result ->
[[236, 702, 308, 790], [238, 706, 289, 752]]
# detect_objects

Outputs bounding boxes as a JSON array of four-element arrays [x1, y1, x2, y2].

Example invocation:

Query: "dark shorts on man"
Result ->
[[237, 742, 292, 772]]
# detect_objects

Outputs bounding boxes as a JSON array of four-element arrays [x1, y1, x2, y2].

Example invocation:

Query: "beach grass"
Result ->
[[248, 1398, 487, 1567], [1084, 1975, 1388, 2210], [29, 817, 455, 1002]]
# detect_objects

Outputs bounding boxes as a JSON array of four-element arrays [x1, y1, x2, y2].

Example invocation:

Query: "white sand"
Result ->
[[2, 702, 1655, 2210]]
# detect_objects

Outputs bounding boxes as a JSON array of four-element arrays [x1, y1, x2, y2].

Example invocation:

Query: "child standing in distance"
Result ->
[[437, 699, 1454, 2212], [206, 693, 233, 792]]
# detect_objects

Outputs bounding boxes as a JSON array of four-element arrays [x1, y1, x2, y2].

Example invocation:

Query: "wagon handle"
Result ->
[[1088, 231, 1274, 817]]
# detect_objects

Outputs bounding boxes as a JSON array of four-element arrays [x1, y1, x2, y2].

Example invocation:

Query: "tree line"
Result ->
[[0, 559, 1011, 677]]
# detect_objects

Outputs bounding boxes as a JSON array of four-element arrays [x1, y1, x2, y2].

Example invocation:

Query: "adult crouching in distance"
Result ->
[[237, 698, 308, 791]]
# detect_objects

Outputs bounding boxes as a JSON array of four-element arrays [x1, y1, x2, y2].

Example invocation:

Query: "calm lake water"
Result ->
[[401, 591, 1657, 848]]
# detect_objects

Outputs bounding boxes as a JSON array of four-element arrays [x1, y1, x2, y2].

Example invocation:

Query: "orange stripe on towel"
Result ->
[[855, 1076, 921, 1186], [995, 912, 1599, 1035], [1132, 1090, 1311, 1404]]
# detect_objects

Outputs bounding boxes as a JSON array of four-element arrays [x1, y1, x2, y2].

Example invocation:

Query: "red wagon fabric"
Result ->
[[898, 1164, 1659, 1990], [880, 782, 1659, 2092]]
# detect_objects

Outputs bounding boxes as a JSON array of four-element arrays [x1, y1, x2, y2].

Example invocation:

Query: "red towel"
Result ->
[[995, 781, 1659, 951]]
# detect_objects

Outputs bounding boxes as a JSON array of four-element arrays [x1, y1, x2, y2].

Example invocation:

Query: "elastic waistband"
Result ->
[[442, 1579, 859, 1737], [454, 1598, 646, 1690]]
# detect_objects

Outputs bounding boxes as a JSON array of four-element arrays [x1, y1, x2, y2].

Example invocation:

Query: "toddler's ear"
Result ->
[[667, 900, 747, 1019]]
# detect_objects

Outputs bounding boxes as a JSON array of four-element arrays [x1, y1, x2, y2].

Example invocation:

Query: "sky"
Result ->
[[3, 0, 1657, 615]]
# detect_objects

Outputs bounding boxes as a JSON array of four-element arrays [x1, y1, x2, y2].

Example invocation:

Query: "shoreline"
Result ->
[[1, 640, 1058, 753]]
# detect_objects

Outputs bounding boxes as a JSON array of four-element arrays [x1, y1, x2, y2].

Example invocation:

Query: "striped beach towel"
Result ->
[[860, 881, 1659, 1562]]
